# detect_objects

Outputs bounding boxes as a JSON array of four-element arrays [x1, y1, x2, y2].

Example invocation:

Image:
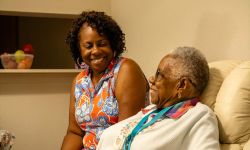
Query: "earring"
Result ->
[[178, 92, 181, 98], [76, 57, 82, 68], [177, 81, 182, 88]]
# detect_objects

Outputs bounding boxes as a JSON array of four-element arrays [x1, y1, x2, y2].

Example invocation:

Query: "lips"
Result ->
[[90, 57, 106, 65], [150, 86, 158, 91], [150, 88, 159, 105], [91, 57, 104, 63], [150, 87, 158, 98]]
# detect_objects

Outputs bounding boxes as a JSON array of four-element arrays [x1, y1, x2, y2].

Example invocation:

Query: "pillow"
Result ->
[[201, 60, 243, 109], [214, 61, 250, 143]]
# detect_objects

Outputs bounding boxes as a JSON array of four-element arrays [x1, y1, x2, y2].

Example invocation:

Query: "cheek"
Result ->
[[157, 84, 170, 100], [80, 50, 89, 59], [104, 48, 114, 57], [157, 89, 165, 101]]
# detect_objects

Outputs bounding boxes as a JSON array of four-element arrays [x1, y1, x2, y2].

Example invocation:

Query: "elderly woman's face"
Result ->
[[150, 56, 180, 108]]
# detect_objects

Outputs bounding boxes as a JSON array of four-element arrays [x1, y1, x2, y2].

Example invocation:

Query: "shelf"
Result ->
[[0, 10, 77, 19]]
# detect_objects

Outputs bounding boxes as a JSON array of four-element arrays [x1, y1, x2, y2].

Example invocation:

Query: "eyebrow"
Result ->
[[158, 68, 167, 74]]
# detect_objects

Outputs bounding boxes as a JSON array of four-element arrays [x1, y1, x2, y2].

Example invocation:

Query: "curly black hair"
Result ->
[[65, 11, 126, 67]]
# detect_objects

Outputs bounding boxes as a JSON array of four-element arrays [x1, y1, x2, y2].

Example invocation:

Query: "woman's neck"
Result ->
[[91, 72, 104, 87]]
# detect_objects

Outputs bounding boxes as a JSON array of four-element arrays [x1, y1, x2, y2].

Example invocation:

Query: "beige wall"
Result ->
[[0, 71, 79, 150], [0, 0, 111, 17], [111, 0, 250, 77]]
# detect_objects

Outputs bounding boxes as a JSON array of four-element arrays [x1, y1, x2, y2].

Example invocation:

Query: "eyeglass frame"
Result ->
[[154, 69, 197, 88]]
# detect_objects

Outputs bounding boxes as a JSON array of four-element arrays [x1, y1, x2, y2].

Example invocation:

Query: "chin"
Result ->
[[92, 66, 106, 73], [150, 98, 158, 105], [91, 63, 108, 73]]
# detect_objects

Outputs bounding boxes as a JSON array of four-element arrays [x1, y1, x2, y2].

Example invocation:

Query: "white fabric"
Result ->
[[97, 102, 220, 150]]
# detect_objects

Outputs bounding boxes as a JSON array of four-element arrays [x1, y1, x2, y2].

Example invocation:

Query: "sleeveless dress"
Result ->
[[74, 57, 126, 150]]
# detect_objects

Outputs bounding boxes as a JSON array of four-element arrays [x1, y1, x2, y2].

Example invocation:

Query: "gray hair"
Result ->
[[169, 46, 209, 94]]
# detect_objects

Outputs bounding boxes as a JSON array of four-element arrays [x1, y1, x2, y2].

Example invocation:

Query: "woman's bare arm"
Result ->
[[115, 58, 148, 121], [61, 78, 85, 150]]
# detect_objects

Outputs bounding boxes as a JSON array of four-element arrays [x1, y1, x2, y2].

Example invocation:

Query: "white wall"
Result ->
[[111, 0, 250, 77]]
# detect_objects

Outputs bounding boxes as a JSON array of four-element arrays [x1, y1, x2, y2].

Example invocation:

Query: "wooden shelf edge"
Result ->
[[0, 10, 77, 19], [0, 69, 81, 74]]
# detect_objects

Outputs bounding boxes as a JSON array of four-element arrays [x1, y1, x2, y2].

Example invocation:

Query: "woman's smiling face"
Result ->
[[78, 23, 114, 74]]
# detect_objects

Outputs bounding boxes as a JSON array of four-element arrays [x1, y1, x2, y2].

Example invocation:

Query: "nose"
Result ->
[[91, 44, 101, 55], [148, 76, 155, 85]]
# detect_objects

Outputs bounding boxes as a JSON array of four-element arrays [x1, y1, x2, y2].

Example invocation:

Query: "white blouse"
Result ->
[[97, 102, 220, 150]]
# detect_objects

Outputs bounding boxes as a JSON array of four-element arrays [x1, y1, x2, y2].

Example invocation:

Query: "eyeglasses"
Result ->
[[154, 69, 167, 82], [154, 69, 197, 88]]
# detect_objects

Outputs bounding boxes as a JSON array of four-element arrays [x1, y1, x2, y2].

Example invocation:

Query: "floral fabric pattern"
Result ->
[[74, 57, 126, 150]]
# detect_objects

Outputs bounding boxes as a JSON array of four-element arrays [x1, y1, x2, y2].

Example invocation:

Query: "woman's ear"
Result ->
[[176, 77, 188, 90], [176, 77, 190, 97], [176, 77, 197, 99]]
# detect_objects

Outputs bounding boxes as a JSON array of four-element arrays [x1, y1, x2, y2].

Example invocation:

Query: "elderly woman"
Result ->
[[96, 46, 220, 150]]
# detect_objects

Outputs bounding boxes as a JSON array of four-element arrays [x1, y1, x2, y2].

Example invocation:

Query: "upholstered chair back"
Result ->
[[201, 60, 250, 150]]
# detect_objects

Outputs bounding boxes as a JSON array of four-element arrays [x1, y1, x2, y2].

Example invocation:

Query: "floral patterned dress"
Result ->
[[74, 57, 126, 150]]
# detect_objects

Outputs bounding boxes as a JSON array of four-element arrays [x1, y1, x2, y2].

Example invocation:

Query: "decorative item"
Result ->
[[0, 44, 35, 69], [0, 129, 15, 150], [0, 53, 34, 69]]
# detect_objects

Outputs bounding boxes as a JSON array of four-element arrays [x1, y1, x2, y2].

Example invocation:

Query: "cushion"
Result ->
[[201, 60, 243, 109], [220, 144, 242, 150], [243, 140, 250, 150], [214, 61, 250, 143]]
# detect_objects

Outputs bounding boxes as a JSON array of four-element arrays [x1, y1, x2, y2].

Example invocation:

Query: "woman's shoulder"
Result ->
[[117, 57, 144, 75], [114, 57, 147, 90], [75, 68, 89, 83], [190, 102, 217, 119], [119, 57, 140, 67], [195, 102, 214, 112]]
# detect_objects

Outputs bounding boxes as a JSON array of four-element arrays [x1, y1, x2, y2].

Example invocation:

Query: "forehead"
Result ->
[[79, 24, 96, 35], [79, 23, 107, 41], [158, 55, 178, 70]]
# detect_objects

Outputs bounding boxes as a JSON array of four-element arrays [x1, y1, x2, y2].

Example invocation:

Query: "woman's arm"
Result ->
[[115, 58, 148, 121], [61, 78, 85, 150]]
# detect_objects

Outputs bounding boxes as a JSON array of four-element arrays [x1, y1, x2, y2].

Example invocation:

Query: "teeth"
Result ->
[[92, 57, 104, 63]]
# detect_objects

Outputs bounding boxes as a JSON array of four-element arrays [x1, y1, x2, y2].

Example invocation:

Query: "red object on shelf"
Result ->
[[22, 43, 34, 54]]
